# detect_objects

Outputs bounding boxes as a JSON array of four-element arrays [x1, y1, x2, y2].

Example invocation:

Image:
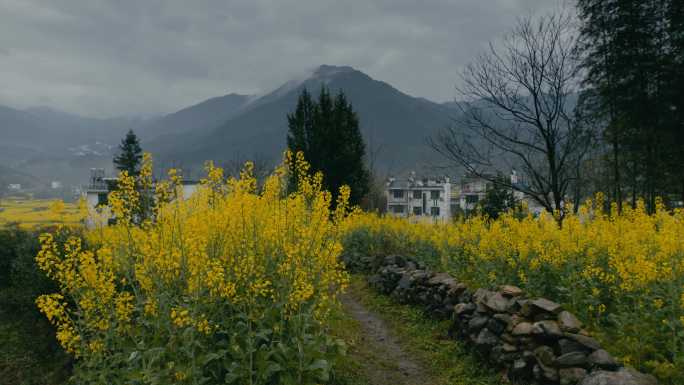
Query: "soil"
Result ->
[[340, 293, 432, 385]]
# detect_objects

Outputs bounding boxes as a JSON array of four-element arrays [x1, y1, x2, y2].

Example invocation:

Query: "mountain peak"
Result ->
[[312, 64, 357, 78]]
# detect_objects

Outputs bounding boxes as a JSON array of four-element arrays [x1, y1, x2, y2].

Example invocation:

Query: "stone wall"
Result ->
[[342, 252, 658, 385]]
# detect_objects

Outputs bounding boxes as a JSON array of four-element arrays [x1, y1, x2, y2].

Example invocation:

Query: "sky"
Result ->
[[0, 0, 560, 118]]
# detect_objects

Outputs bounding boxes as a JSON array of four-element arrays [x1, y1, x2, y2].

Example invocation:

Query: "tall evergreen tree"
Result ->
[[114, 129, 143, 177], [286, 87, 370, 206], [577, 0, 682, 210]]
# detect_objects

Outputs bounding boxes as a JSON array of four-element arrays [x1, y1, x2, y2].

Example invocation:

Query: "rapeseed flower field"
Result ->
[[0, 198, 82, 228], [35, 153, 350, 384], [28, 153, 684, 383], [342, 198, 684, 381]]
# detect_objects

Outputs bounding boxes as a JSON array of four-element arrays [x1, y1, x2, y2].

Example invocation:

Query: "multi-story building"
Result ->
[[385, 173, 452, 221], [457, 173, 494, 214], [385, 170, 546, 219], [84, 168, 200, 227]]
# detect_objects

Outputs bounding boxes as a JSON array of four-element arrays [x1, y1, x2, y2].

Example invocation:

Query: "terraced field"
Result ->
[[0, 197, 80, 228]]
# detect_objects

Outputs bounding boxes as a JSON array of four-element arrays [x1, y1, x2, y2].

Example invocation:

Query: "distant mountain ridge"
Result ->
[[0, 65, 460, 189], [149, 65, 458, 173]]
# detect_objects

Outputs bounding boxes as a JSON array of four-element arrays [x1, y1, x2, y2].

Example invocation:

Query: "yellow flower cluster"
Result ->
[[35, 152, 349, 377], [342, 197, 684, 378]]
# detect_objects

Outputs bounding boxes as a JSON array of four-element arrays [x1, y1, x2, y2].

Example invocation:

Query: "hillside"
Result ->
[[151, 65, 458, 173], [1, 65, 462, 188]]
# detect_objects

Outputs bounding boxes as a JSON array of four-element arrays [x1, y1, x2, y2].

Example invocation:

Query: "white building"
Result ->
[[7, 184, 21, 191], [385, 173, 452, 221], [386, 170, 546, 220], [455, 173, 494, 214], [84, 168, 200, 227]]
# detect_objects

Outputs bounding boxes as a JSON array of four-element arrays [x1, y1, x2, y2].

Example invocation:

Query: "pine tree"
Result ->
[[113, 129, 143, 177], [286, 87, 369, 206]]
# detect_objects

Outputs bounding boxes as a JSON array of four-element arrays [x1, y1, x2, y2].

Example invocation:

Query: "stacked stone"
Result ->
[[350, 253, 658, 385]]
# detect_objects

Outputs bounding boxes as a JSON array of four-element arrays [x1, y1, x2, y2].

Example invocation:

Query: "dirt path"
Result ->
[[340, 293, 431, 385]]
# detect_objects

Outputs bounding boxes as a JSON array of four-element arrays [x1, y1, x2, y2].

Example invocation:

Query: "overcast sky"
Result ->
[[0, 0, 561, 118]]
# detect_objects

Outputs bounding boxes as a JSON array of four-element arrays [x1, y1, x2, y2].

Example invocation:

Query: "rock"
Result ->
[[475, 301, 490, 313], [506, 300, 522, 314], [502, 342, 518, 352], [559, 367, 588, 385], [530, 298, 563, 314], [558, 311, 583, 333], [555, 352, 588, 367], [501, 333, 517, 344], [534, 362, 559, 382], [558, 338, 592, 355], [588, 349, 619, 370], [509, 358, 532, 379], [518, 299, 532, 316], [534, 345, 556, 366], [412, 270, 431, 283], [428, 272, 452, 286], [493, 313, 512, 326], [512, 322, 534, 336], [564, 333, 601, 351], [397, 273, 414, 290], [453, 302, 476, 316], [475, 328, 499, 348], [534, 312, 557, 321], [500, 284, 524, 297], [506, 314, 525, 331], [446, 282, 468, 298], [489, 345, 505, 363], [468, 315, 490, 332], [384, 255, 405, 267], [579, 368, 657, 385], [472, 288, 494, 305], [487, 318, 506, 334], [532, 320, 564, 339], [485, 292, 510, 313]]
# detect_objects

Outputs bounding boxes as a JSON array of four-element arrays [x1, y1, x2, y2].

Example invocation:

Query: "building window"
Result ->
[[430, 190, 440, 200], [97, 192, 108, 206], [390, 205, 406, 213], [450, 204, 460, 215], [413, 190, 422, 199], [413, 206, 422, 215], [430, 207, 440, 216], [466, 195, 479, 204], [392, 189, 404, 199]]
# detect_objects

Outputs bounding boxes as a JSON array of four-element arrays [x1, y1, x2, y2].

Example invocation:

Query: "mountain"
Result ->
[[0, 105, 150, 190], [0, 164, 41, 190], [140, 93, 251, 144], [152, 65, 457, 173], [0, 65, 461, 192]]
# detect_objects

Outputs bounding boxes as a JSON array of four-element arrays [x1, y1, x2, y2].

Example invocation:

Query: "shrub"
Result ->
[[0, 225, 71, 385], [35, 153, 350, 385]]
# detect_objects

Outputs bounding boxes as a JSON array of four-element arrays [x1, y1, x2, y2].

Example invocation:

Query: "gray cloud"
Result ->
[[0, 0, 560, 117]]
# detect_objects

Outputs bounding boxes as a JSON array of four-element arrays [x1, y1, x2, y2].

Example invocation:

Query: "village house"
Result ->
[[386, 170, 544, 220], [84, 168, 200, 227], [385, 172, 453, 221]]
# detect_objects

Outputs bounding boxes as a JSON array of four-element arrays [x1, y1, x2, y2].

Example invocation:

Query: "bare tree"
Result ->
[[362, 127, 387, 212], [429, 11, 593, 223]]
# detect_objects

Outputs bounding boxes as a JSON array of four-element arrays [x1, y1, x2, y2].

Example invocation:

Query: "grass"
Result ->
[[0, 197, 80, 228], [329, 276, 504, 385]]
